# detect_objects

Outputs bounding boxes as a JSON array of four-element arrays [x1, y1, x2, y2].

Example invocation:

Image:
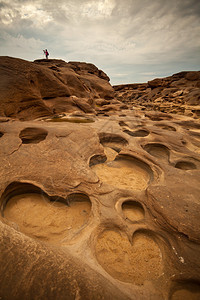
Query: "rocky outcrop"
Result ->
[[114, 71, 200, 118], [1, 58, 200, 299], [0, 57, 114, 120], [1, 58, 199, 120], [0, 110, 200, 299]]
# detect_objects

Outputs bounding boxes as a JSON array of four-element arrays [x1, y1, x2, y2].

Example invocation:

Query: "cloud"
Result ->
[[0, 0, 199, 84], [140, 72, 158, 76]]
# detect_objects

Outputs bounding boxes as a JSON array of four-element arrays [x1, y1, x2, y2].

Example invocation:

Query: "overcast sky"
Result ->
[[0, 0, 200, 85]]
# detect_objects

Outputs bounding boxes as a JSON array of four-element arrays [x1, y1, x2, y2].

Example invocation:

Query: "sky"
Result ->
[[0, 0, 200, 85]]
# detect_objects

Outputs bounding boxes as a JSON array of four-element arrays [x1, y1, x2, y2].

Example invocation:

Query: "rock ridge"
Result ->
[[114, 71, 200, 118]]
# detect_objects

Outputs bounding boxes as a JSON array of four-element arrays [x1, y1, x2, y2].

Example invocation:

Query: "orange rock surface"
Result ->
[[0, 57, 200, 299]]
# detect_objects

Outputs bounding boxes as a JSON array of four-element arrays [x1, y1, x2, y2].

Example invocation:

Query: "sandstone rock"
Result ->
[[148, 78, 164, 88], [95, 98, 111, 106], [114, 71, 200, 118], [0, 111, 200, 299], [185, 89, 200, 105], [71, 97, 95, 113], [185, 71, 200, 81], [171, 90, 184, 97], [196, 80, 200, 88], [1, 57, 200, 299], [0, 57, 114, 120]]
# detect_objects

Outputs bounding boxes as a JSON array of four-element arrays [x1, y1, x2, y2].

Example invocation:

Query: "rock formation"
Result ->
[[0, 57, 200, 299], [114, 71, 200, 119], [0, 56, 119, 120]]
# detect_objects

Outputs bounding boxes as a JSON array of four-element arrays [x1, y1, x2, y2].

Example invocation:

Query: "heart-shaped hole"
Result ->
[[3, 189, 91, 244], [95, 229, 163, 285]]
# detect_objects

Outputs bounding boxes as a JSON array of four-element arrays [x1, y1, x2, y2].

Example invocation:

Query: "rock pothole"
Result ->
[[91, 155, 153, 191], [143, 143, 170, 161], [155, 124, 176, 131], [99, 133, 128, 152], [95, 229, 163, 285], [122, 200, 145, 222], [145, 113, 173, 121], [175, 161, 197, 170], [123, 129, 149, 137], [19, 127, 48, 144], [0, 132, 4, 138], [2, 183, 91, 244], [89, 154, 107, 167]]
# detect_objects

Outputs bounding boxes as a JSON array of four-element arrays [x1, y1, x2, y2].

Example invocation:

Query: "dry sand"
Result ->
[[91, 158, 151, 191], [95, 230, 163, 285], [4, 193, 91, 243]]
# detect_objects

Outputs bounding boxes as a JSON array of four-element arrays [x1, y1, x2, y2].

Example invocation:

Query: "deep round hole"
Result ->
[[122, 200, 145, 222], [123, 129, 149, 137], [175, 161, 197, 170], [19, 127, 48, 144], [143, 143, 170, 160], [99, 133, 128, 146]]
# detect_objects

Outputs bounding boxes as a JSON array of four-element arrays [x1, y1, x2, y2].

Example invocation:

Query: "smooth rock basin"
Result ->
[[95, 230, 163, 285], [91, 156, 153, 191], [4, 193, 91, 244], [122, 200, 145, 222]]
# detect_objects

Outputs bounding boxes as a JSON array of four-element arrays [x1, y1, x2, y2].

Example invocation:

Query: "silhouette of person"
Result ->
[[43, 49, 49, 59]]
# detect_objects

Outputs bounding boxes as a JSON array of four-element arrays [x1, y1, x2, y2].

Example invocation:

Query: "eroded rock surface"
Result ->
[[114, 71, 200, 118], [0, 109, 200, 299], [0, 57, 115, 120]]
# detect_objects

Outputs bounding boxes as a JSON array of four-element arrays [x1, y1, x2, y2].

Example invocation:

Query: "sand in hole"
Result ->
[[91, 157, 152, 191], [95, 230, 163, 285], [122, 201, 145, 222], [4, 193, 91, 243]]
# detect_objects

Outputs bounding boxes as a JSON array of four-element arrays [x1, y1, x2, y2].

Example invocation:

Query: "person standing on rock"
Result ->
[[43, 49, 49, 59]]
